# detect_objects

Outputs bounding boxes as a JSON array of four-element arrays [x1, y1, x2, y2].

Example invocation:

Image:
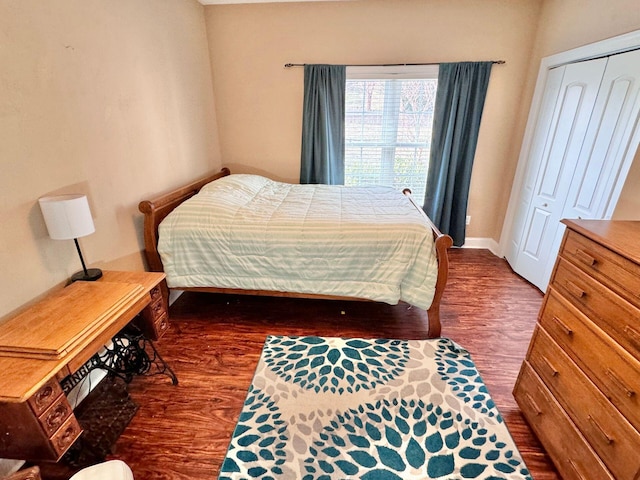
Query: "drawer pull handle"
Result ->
[[152, 302, 165, 314], [574, 249, 597, 267], [34, 385, 54, 407], [565, 280, 586, 299], [150, 286, 161, 300], [551, 315, 573, 336], [606, 369, 636, 398], [568, 459, 586, 480], [46, 403, 70, 429], [524, 393, 543, 416], [56, 424, 78, 450], [587, 415, 614, 445], [542, 355, 559, 377], [625, 325, 640, 348]]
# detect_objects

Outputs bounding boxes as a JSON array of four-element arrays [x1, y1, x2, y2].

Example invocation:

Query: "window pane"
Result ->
[[344, 78, 437, 204]]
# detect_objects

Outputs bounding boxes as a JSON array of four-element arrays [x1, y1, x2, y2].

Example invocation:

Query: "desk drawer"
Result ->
[[514, 361, 613, 480], [540, 289, 640, 431], [37, 395, 73, 437], [552, 258, 640, 360], [529, 327, 640, 480], [50, 415, 82, 458], [562, 229, 640, 308], [27, 379, 63, 416], [138, 295, 169, 340], [155, 312, 169, 337]]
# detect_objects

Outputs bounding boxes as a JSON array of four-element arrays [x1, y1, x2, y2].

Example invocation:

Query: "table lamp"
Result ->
[[38, 194, 103, 282]]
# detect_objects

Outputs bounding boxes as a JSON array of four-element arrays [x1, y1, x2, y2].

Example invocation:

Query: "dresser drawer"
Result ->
[[540, 288, 640, 431], [562, 229, 640, 309], [552, 257, 640, 360], [514, 362, 614, 480], [528, 327, 640, 480]]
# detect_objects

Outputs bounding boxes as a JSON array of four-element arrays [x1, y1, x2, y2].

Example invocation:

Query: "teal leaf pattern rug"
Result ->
[[219, 336, 531, 480]]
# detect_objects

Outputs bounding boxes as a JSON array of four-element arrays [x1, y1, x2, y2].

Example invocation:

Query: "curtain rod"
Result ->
[[284, 60, 505, 68]]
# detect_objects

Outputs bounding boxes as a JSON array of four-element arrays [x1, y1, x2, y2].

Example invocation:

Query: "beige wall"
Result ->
[[205, 0, 640, 246], [0, 0, 221, 318], [204, 0, 543, 241], [529, 0, 640, 221], [3, 0, 640, 318]]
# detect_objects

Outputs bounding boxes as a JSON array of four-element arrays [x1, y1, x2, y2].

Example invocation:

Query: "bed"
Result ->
[[138, 168, 452, 337]]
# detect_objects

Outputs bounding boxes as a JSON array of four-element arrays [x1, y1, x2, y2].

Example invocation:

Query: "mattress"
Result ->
[[158, 174, 438, 309]]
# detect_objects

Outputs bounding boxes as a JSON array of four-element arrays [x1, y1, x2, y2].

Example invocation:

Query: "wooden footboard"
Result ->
[[403, 189, 453, 337], [138, 169, 452, 338]]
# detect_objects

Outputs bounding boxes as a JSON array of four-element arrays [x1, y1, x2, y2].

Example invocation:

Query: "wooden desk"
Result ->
[[0, 271, 167, 461]]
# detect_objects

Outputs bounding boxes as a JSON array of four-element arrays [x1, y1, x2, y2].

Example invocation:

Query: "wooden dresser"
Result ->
[[514, 219, 640, 480]]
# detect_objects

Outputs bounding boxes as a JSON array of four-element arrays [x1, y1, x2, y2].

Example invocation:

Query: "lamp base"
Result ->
[[71, 268, 103, 282]]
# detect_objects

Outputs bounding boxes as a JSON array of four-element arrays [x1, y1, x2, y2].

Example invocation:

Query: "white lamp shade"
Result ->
[[39, 194, 96, 240]]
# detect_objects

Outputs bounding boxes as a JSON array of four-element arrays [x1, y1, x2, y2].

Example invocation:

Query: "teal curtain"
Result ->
[[423, 62, 493, 246], [300, 65, 346, 184]]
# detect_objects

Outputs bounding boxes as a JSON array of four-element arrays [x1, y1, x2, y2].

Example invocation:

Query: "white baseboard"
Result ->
[[461, 237, 501, 256]]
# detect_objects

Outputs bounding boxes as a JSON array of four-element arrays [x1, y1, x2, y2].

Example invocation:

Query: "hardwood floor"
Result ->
[[50, 249, 559, 479]]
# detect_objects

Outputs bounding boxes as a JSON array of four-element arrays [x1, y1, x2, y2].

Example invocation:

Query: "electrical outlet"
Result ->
[[466, 215, 471, 225]]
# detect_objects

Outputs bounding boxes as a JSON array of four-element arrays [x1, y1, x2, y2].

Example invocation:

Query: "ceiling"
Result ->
[[199, 0, 349, 4]]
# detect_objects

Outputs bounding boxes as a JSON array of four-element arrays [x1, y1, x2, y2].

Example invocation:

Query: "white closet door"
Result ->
[[508, 58, 607, 291], [563, 49, 640, 220], [504, 67, 565, 264]]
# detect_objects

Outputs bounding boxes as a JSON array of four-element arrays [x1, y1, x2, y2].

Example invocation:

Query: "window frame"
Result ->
[[344, 65, 439, 202]]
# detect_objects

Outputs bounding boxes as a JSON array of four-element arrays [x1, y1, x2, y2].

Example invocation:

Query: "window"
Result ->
[[344, 65, 439, 203]]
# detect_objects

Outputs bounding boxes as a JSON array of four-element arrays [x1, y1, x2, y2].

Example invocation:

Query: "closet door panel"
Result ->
[[564, 49, 640, 220], [505, 67, 564, 263], [512, 58, 607, 291]]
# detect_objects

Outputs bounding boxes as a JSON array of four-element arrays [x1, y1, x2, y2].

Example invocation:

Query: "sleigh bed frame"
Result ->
[[138, 168, 452, 337]]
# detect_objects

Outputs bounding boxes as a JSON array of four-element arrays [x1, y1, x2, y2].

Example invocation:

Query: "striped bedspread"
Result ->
[[158, 174, 438, 309]]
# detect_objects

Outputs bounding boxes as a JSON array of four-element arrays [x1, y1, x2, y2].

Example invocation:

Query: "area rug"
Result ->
[[219, 336, 532, 480]]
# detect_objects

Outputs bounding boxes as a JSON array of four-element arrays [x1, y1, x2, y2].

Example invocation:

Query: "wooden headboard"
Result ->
[[138, 167, 231, 272]]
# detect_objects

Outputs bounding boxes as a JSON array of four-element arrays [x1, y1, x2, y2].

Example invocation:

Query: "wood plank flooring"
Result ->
[[47, 249, 559, 479]]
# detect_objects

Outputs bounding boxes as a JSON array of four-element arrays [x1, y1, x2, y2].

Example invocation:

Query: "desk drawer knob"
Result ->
[[150, 286, 162, 300], [46, 403, 70, 431], [34, 386, 54, 407], [158, 317, 168, 332], [152, 301, 165, 315]]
